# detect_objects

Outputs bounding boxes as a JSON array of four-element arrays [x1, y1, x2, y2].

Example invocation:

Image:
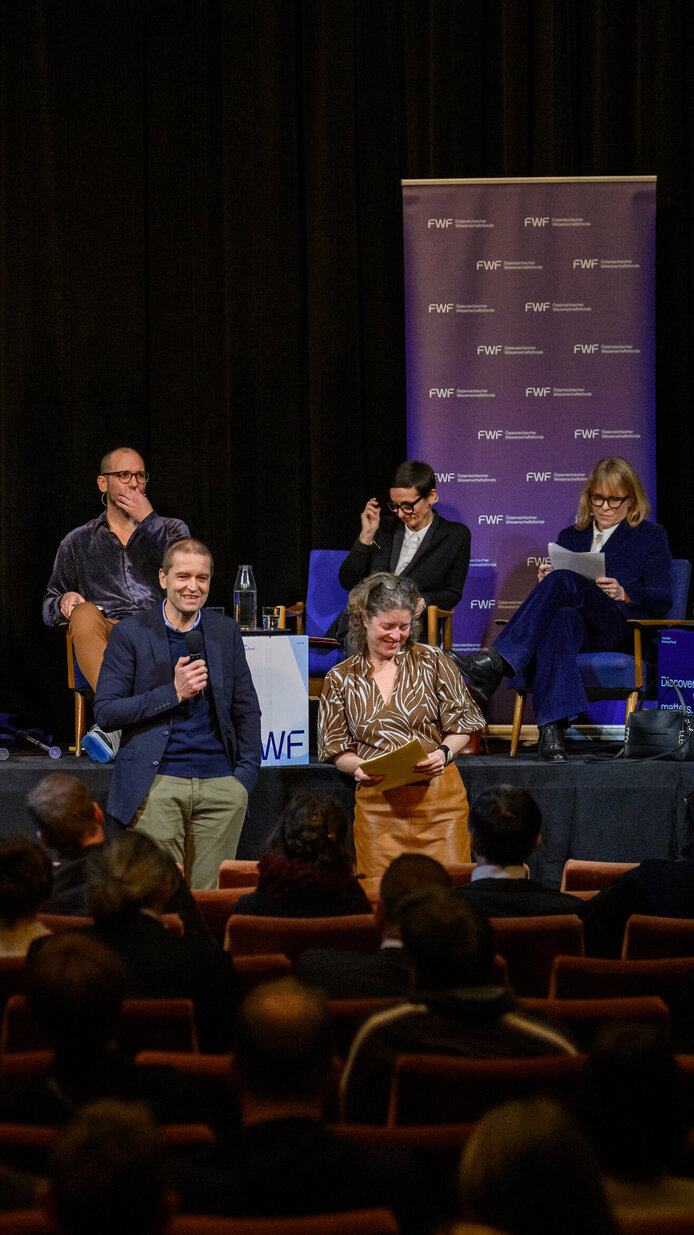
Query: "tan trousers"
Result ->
[[69, 602, 117, 690], [353, 762, 471, 899]]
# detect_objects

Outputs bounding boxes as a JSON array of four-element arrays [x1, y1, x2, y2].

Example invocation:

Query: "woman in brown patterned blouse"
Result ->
[[318, 573, 485, 898]]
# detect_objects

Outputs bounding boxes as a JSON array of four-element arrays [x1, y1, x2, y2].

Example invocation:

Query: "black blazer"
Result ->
[[297, 943, 411, 998], [338, 510, 471, 611]]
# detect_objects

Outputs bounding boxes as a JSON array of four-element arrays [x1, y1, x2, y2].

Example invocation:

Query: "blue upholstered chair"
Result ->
[[509, 558, 693, 756]]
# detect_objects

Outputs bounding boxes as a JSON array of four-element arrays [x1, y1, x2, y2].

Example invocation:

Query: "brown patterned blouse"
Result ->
[[318, 643, 485, 763]]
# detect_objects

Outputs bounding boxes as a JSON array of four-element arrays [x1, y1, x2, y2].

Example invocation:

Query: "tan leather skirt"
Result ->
[[353, 762, 471, 899]]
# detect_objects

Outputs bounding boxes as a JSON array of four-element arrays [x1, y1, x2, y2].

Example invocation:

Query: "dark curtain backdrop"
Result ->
[[2, 0, 694, 740]]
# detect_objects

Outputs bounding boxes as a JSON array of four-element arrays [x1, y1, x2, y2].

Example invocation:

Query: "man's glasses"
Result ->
[[589, 493, 629, 509], [387, 497, 424, 515], [101, 471, 149, 485]]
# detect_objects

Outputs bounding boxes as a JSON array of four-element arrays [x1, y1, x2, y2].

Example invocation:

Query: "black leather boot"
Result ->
[[538, 722, 568, 762]]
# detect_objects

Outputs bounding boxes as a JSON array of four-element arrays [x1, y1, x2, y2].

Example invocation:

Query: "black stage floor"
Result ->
[[3, 739, 694, 888]]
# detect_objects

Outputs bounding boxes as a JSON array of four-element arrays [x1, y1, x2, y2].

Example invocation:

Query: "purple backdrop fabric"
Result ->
[[402, 178, 656, 722]]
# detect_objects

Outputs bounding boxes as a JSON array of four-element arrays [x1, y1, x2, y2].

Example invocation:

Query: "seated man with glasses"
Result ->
[[449, 456, 673, 762], [333, 459, 471, 645], [43, 446, 189, 762]]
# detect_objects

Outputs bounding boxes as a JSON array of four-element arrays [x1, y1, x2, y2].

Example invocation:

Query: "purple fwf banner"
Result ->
[[402, 178, 656, 723]]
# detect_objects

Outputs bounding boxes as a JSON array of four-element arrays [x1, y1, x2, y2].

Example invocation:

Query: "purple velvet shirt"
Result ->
[[42, 510, 190, 626]]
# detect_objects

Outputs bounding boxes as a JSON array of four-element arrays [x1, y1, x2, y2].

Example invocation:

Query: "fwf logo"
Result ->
[[261, 729, 305, 761], [527, 556, 550, 566], [477, 344, 502, 355], [429, 388, 454, 398], [478, 514, 504, 524], [525, 387, 551, 397], [471, 599, 495, 609], [572, 258, 599, 269], [573, 343, 599, 354], [428, 303, 455, 313], [435, 472, 454, 483], [574, 428, 600, 439], [477, 429, 503, 440], [476, 260, 502, 270], [526, 472, 551, 482], [524, 217, 550, 227], [525, 302, 551, 312], [427, 218, 453, 228]]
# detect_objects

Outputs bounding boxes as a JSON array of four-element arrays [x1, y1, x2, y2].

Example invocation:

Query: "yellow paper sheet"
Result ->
[[358, 738, 430, 792]]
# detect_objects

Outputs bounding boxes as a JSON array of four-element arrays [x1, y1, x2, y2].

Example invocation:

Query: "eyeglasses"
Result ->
[[387, 496, 425, 515], [377, 576, 418, 596], [101, 471, 149, 485], [589, 493, 629, 509]]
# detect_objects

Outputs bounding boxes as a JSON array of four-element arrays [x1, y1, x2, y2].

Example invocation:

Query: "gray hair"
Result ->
[[86, 831, 172, 921], [346, 572, 421, 655]]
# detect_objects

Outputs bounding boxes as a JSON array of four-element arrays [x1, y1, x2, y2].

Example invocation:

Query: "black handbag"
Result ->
[[624, 682, 694, 761]]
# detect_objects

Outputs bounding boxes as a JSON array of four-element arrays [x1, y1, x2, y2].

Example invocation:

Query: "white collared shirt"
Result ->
[[394, 522, 431, 576]]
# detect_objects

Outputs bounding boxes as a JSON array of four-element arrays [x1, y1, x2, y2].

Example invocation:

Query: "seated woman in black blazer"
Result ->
[[233, 791, 371, 918], [335, 459, 471, 641]]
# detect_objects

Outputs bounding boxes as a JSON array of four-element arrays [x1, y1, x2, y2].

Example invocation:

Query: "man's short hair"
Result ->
[[0, 837, 53, 925], [26, 773, 98, 858], [99, 447, 144, 474], [27, 932, 126, 1054], [379, 854, 452, 928], [234, 977, 332, 1101], [48, 1099, 170, 1235], [160, 537, 214, 576], [469, 785, 542, 866], [399, 886, 495, 989]]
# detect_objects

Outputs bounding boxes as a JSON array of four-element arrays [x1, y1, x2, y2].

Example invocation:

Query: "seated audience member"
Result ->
[[578, 1022, 694, 1220], [85, 831, 235, 1052], [340, 887, 576, 1124], [43, 1099, 176, 1235], [588, 853, 694, 956], [0, 933, 212, 1126], [0, 836, 53, 956], [457, 1097, 617, 1235], [26, 772, 208, 935], [174, 977, 428, 1233], [297, 853, 452, 997], [455, 785, 607, 954], [233, 791, 371, 918]]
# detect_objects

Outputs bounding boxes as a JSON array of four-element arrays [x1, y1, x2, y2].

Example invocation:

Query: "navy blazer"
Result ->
[[94, 606, 261, 827], [557, 518, 672, 619], [338, 510, 471, 611]]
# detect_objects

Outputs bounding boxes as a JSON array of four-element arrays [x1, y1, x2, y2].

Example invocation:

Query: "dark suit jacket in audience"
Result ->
[[455, 877, 609, 956], [173, 1116, 429, 1235], [297, 942, 411, 998]]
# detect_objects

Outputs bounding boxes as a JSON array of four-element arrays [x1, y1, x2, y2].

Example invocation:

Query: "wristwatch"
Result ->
[[437, 744, 454, 765]]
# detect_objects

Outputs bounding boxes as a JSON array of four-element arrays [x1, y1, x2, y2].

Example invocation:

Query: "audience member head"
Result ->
[[234, 977, 333, 1110], [399, 886, 495, 990], [86, 831, 172, 922], [26, 932, 126, 1055], [579, 1021, 690, 1182], [459, 1097, 617, 1235], [265, 791, 353, 876], [346, 571, 422, 655], [160, 536, 214, 576], [45, 1098, 174, 1235], [469, 786, 542, 867], [26, 773, 103, 858], [378, 853, 452, 936], [0, 836, 52, 926]]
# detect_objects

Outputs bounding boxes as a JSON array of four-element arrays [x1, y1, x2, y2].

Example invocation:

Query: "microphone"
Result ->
[[185, 630, 204, 661], [184, 629, 206, 699]]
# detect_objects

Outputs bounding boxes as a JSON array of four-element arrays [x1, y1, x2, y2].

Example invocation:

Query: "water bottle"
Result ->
[[234, 565, 257, 630]]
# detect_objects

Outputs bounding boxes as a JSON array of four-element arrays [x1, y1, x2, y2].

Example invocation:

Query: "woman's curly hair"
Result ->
[[266, 791, 352, 875], [346, 572, 421, 656]]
